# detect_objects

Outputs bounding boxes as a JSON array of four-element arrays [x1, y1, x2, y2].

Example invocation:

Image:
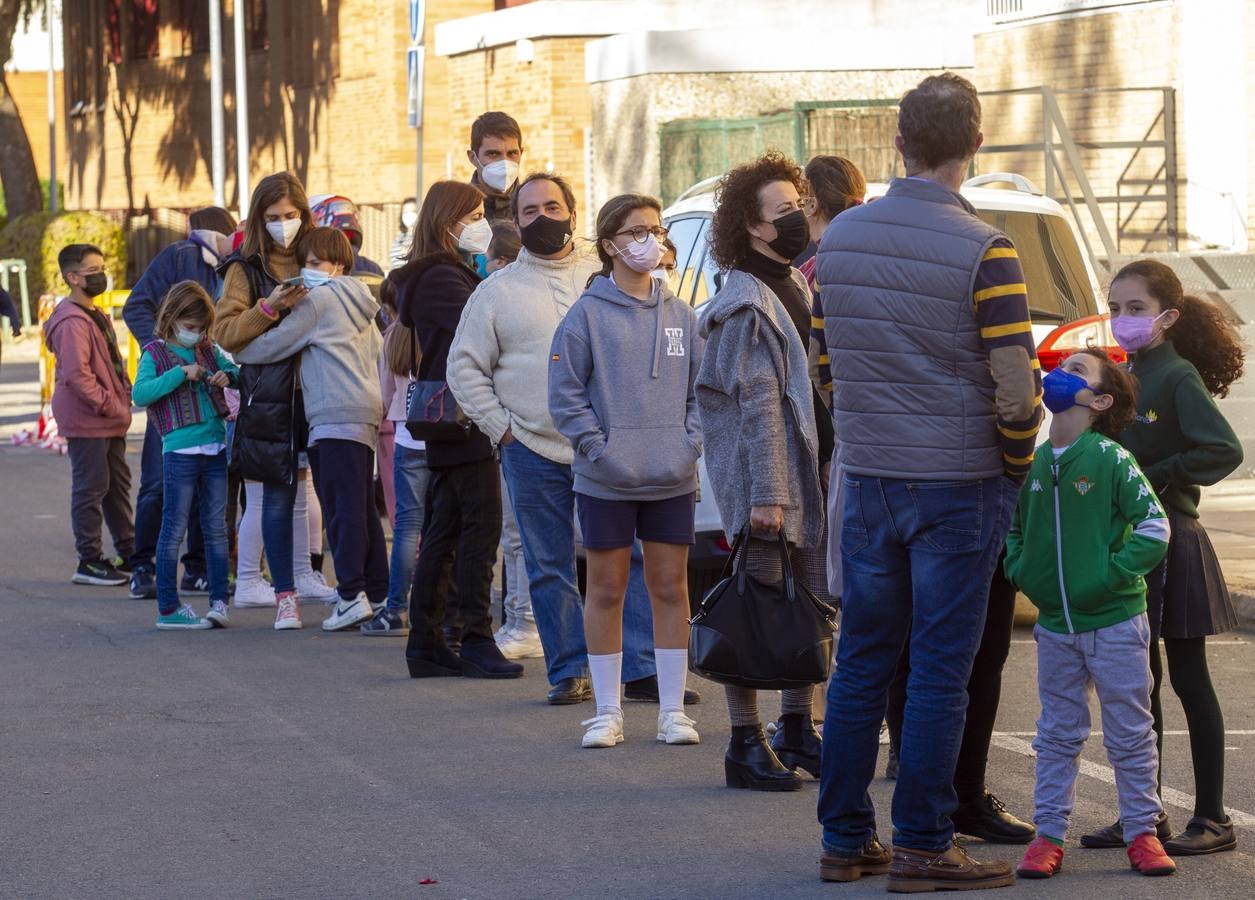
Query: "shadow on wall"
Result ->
[[68, 0, 341, 217]]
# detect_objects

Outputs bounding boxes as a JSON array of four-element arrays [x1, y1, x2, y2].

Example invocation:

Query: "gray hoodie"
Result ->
[[233, 276, 383, 431], [548, 274, 703, 502]]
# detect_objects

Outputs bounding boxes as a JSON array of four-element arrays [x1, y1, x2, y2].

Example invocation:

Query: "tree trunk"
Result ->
[[0, 0, 43, 220]]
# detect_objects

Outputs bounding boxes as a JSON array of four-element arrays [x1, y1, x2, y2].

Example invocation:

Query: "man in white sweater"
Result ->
[[448, 173, 679, 707]]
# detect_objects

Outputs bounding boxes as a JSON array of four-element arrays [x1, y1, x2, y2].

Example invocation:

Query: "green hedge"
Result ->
[[0, 210, 126, 311]]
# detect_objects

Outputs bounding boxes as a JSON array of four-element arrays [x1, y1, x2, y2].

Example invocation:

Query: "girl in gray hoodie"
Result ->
[[549, 194, 704, 750]]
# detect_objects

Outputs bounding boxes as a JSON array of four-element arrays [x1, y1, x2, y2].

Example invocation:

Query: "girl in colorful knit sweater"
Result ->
[[132, 282, 239, 630]]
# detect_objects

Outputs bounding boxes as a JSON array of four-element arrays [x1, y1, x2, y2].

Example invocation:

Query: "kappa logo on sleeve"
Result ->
[[664, 327, 685, 357]]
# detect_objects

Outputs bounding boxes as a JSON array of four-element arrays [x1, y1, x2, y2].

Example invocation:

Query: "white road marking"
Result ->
[[991, 733, 1255, 828]]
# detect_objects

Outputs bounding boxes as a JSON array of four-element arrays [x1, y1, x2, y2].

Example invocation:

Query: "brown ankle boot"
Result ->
[[888, 844, 1014, 892]]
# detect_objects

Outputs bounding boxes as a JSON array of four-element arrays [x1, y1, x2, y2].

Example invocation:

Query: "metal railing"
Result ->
[[979, 86, 1178, 274]]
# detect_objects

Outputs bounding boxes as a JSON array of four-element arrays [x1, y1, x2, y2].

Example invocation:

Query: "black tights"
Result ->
[[1150, 636, 1227, 821], [886, 558, 1017, 803]]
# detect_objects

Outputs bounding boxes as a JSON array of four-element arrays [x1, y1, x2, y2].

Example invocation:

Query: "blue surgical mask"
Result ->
[[302, 267, 332, 289], [1042, 367, 1093, 414]]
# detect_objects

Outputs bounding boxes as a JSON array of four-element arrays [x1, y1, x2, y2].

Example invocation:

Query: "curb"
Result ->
[[1234, 590, 1255, 635]]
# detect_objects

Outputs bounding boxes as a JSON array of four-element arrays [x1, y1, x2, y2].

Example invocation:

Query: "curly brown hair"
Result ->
[[1076, 348, 1138, 439], [1111, 259, 1246, 397], [709, 151, 805, 271]]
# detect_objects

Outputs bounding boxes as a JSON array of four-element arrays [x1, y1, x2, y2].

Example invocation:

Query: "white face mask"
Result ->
[[401, 210, 418, 230], [480, 159, 519, 193], [265, 217, 302, 249], [176, 327, 203, 348], [651, 268, 681, 295], [454, 218, 493, 255]]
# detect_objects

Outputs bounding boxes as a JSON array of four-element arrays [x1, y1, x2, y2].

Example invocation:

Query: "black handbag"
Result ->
[[405, 379, 469, 442], [688, 529, 838, 690]]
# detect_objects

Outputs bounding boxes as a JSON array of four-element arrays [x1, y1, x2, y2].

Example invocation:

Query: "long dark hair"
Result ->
[[1111, 259, 1245, 397], [805, 155, 866, 221], [586, 193, 663, 289], [409, 181, 484, 262], [240, 172, 312, 259]]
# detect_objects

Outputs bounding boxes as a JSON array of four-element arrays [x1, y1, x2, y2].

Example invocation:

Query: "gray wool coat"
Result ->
[[695, 269, 825, 551]]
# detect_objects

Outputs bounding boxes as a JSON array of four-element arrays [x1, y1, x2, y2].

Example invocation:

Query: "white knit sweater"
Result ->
[[447, 242, 600, 465]]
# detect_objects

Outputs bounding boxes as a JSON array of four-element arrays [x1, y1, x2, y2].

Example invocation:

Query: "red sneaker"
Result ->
[[1128, 833, 1176, 876], [1016, 836, 1064, 879]]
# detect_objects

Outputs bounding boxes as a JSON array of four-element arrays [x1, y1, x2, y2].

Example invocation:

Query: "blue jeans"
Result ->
[[500, 440, 655, 685], [386, 445, 429, 611], [132, 415, 205, 576], [818, 473, 1017, 853], [262, 479, 297, 594], [156, 451, 229, 615]]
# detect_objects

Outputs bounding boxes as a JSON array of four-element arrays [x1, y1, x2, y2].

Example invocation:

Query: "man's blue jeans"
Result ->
[[818, 473, 1017, 852], [500, 440, 655, 685], [156, 451, 229, 615], [386, 445, 430, 612]]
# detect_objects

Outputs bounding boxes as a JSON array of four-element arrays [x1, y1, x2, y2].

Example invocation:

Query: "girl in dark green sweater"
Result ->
[[1080, 259, 1245, 856]]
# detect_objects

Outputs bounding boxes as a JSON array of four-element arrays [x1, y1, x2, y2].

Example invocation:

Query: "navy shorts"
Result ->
[[576, 492, 696, 550]]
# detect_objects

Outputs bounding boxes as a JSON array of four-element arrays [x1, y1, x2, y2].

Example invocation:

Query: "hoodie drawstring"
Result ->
[[651, 294, 664, 379]]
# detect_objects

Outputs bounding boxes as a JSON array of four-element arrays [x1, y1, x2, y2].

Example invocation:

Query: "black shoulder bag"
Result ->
[[688, 529, 838, 690]]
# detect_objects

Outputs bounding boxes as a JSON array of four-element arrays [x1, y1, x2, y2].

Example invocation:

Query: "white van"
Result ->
[[664, 173, 1121, 598]]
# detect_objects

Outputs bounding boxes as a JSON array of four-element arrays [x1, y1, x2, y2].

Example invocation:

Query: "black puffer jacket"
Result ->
[[391, 252, 491, 468], [219, 252, 304, 484]]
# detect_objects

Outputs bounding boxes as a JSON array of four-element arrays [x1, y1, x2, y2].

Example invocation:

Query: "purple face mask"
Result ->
[[1110, 311, 1168, 353]]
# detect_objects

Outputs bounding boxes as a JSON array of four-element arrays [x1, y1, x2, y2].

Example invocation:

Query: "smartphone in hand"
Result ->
[[281, 276, 305, 288]]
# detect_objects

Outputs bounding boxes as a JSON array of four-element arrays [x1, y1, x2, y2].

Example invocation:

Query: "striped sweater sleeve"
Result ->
[[974, 238, 1043, 479], [1103, 438, 1171, 578], [810, 289, 831, 394]]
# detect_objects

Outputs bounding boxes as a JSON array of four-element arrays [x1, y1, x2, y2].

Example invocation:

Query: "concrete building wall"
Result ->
[[6, 71, 66, 187]]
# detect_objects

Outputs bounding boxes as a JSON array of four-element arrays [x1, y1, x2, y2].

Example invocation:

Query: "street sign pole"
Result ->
[[233, 0, 251, 216], [410, 0, 426, 201], [46, 0, 57, 214], [209, 0, 226, 207]]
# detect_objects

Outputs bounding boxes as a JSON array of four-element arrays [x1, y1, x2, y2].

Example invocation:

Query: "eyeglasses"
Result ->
[[75, 266, 106, 276], [614, 225, 669, 244]]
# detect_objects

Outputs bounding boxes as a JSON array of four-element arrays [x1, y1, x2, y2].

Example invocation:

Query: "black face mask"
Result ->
[[765, 209, 810, 261], [520, 214, 573, 256], [81, 272, 109, 297]]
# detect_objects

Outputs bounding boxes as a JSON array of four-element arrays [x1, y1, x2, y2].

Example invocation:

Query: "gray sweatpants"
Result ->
[[1032, 614, 1163, 843]]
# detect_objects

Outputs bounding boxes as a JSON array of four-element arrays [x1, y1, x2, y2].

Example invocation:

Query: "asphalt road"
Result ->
[[3, 441, 1255, 900]]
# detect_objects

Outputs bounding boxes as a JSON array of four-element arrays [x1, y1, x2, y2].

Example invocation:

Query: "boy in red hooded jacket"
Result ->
[[43, 244, 135, 586]]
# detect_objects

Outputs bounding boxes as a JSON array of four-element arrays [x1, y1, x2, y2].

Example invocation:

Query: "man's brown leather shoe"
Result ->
[[819, 835, 892, 882], [888, 844, 1014, 893]]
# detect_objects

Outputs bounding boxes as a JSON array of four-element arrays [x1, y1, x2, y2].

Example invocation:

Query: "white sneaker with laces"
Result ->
[[295, 570, 339, 604], [495, 625, 544, 660], [274, 593, 302, 630], [206, 600, 230, 628], [581, 712, 625, 749], [657, 710, 700, 745], [322, 591, 374, 632], [233, 578, 276, 608]]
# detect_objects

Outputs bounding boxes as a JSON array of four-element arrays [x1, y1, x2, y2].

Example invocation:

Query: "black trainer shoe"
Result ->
[[128, 567, 157, 600], [623, 675, 702, 705], [180, 572, 211, 595], [952, 791, 1036, 844], [1081, 811, 1172, 849], [1163, 816, 1236, 856], [360, 608, 410, 636], [73, 558, 128, 586]]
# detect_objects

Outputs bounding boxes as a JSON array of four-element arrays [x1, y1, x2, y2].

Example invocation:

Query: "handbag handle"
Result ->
[[775, 529, 798, 603]]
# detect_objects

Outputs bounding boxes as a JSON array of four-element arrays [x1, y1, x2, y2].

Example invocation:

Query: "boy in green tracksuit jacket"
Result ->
[[1003, 349, 1175, 880]]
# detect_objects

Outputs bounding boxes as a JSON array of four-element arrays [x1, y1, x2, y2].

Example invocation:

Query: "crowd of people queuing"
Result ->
[[43, 73, 1247, 891]]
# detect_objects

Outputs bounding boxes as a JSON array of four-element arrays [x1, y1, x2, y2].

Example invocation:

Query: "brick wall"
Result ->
[[63, 0, 492, 222], [445, 37, 592, 222]]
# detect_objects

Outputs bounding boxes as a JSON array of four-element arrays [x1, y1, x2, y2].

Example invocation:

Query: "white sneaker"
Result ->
[[657, 710, 700, 745], [581, 712, 625, 749], [495, 625, 544, 660], [206, 600, 230, 628], [322, 591, 374, 632], [233, 578, 276, 608], [295, 570, 339, 604], [274, 593, 302, 630]]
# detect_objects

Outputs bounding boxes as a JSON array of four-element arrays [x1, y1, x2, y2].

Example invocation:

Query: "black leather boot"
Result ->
[[952, 791, 1035, 844], [406, 640, 462, 678], [1080, 811, 1172, 848], [770, 713, 822, 778], [725, 725, 803, 791], [460, 638, 524, 679]]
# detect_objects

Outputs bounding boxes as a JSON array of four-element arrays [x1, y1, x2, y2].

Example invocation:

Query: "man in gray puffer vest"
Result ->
[[814, 73, 1043, 891]]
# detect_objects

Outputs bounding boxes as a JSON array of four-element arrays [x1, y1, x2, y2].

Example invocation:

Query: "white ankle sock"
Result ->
[[237, 482, 264, 582], [588, 652, 623, 716], [654, 648, 689, 715]]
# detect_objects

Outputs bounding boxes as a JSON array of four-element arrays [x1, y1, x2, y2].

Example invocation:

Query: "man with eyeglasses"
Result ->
[[43, 244, 136, 587], [447, 174, 699, 709]]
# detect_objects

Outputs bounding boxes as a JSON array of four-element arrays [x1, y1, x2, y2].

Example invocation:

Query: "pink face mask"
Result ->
[[1110, 311, 1168, 352]]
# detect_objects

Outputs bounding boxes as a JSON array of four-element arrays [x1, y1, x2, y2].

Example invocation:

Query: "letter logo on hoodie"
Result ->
[[664, 327, 685, 357]]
